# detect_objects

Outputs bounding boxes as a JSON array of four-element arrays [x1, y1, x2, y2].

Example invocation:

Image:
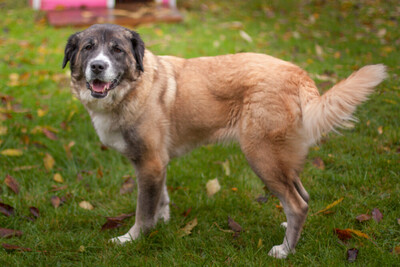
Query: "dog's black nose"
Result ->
[[90, 60, 108, 74]]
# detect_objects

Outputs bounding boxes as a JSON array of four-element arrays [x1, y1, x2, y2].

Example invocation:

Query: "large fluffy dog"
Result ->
[[63, 24, 386, 258]]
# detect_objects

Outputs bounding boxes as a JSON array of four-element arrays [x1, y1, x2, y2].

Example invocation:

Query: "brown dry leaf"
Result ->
[[182, 207, 192, 217], [334, 228, 352, 241], [101, 219, 124, 231], [347, 248, 358, 263], [256, 195, 269, 203], [1, 149, 23, 156], [63, 141, 75, 159], [0, 202, 15, 217], [377, 126, 383, 135], [228, 217, 243, 233], [394, 246, 400, 255], [0, 228, 23, 238], [313, 197, 344, 216], [97, 167, 103, 178], [5, 175, 20, 194], [312, 157, 325, 170], [120, 177, 135, 195], [51, 196, 61, 208], [2, 243, 32, 252], [42, 128, 57, 140], [106, 212, 135, 222], [206, 178, 221, 197], [29, 207, 40, 219], [50, 184, 68, 192], [178, 218, 198, 237], [372, 208, 383, 223], [79, 201, 94, 210], [13, 165, 39, 171], [53, 173, 64, 183], [43, 153, 55, 171], [356, 214, 371, 222]]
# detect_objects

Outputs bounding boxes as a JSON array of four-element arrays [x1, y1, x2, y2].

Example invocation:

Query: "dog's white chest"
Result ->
[[91, 112, 127, 153]]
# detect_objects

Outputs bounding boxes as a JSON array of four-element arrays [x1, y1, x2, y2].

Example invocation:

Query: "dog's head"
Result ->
[[63, 24, 145, 103]]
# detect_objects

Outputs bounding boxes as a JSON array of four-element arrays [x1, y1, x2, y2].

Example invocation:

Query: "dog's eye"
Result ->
[[85, 44, 93, 51], [112, 47, 122, 53]]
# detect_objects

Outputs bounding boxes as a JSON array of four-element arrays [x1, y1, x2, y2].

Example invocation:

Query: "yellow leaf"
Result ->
[[0, 125, 7, 135], [43, 153, 55, 171], [206, 178, 221, 197], [346, 228, 370, 239], [257, 238, 263, 248], [53, 173, 64, 183], [178, 218, 198, 237], [37, 109, 48, 117], [1, 149, 23, 156], [79, 201, 94, 210], [313, 197, 344, 215]]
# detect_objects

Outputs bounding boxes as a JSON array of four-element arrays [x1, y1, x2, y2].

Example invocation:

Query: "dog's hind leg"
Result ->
[[241, 139, 308, 259]]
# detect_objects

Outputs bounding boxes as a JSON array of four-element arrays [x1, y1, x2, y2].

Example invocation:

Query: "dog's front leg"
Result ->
[[111, 155, 168, 244]]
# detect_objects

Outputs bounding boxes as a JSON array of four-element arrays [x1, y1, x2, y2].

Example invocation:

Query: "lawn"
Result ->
[[1, 0, 399, 265]]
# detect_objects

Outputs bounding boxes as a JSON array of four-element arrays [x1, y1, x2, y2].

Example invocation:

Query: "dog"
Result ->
[[62, 24, 386, 259]]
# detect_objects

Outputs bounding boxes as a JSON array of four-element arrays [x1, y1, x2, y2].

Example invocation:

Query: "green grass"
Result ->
[[1, 0, 399, 265]]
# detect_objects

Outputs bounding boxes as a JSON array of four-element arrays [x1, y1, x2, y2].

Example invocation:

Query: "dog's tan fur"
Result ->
[[64, 24, 387, 258]]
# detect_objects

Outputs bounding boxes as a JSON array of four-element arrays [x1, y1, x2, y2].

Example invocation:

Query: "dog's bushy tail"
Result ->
[[300, 64, 387, 145]]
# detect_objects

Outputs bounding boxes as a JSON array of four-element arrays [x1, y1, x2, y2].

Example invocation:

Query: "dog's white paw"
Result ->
[[280, 222, 288, 228], [109, 233, 133, 245], [268, 244, 293, 259]]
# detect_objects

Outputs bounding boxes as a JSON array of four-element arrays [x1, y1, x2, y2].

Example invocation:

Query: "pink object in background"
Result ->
[[30, 0, 114, 10]]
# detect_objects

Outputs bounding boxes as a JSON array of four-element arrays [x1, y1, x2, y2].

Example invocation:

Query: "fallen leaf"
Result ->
[[334, 228, 352, 241], [312, 157, 325, 170], [356, 214, 371, 222], [149, 230, 158, 238], [206, 178, 221, 197], [53, 173, 64, 183], [50, 185, 68, 192], [228, 216, 243, 233], [43, 153, 55, 171], [4, 175, 20, 194], [0, 125, 7, 135], [178, 218, 198, 237], [1, 149, 23, 156], [372, 208, 383, 223], [42, 128, 57, 140], [37, 108, 48, 117], [347, 248, 358, 262], [79, 201, 94, 210], [377, 126, 383, 135], [394, 246, 400, 255], [120, 177, 135, 195], [97, 167, 103, 178], [0, 202, 15, 217], [101, 220, 124, 231], [313, 197, 344, 215], [239, 30, 253, 43], [257, 238, 262, 248], [231, 187, 238, 192], [222, 160, 230, 176], [51, 196, 61, 208], [78, 245, 85, 252], [0, 228, 23, 238], [12, 165, 39, 171], [29, 207, 40, 219], [182, 207, 192, 217], [397, 218, 400, 225], [106, 212, 135, 222], [63, 141, 75, 159], [347, 228, 370, 239], [315, 44, 324, 59], [2, 243, 32, 252]]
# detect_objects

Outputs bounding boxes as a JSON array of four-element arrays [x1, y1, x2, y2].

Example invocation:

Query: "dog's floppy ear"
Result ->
[[62, 32, 80, 69], [129, 30, 145, 72]]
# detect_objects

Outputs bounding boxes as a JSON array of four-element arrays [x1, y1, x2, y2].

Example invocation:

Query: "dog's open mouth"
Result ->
[[87, 76, 120, 98]]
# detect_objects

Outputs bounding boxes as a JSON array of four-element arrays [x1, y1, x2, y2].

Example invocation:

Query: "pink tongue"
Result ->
[[92, 80, 110, 93]]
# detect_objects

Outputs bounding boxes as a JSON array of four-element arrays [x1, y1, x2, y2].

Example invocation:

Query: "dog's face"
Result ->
[[63, 24, 144, 104]]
